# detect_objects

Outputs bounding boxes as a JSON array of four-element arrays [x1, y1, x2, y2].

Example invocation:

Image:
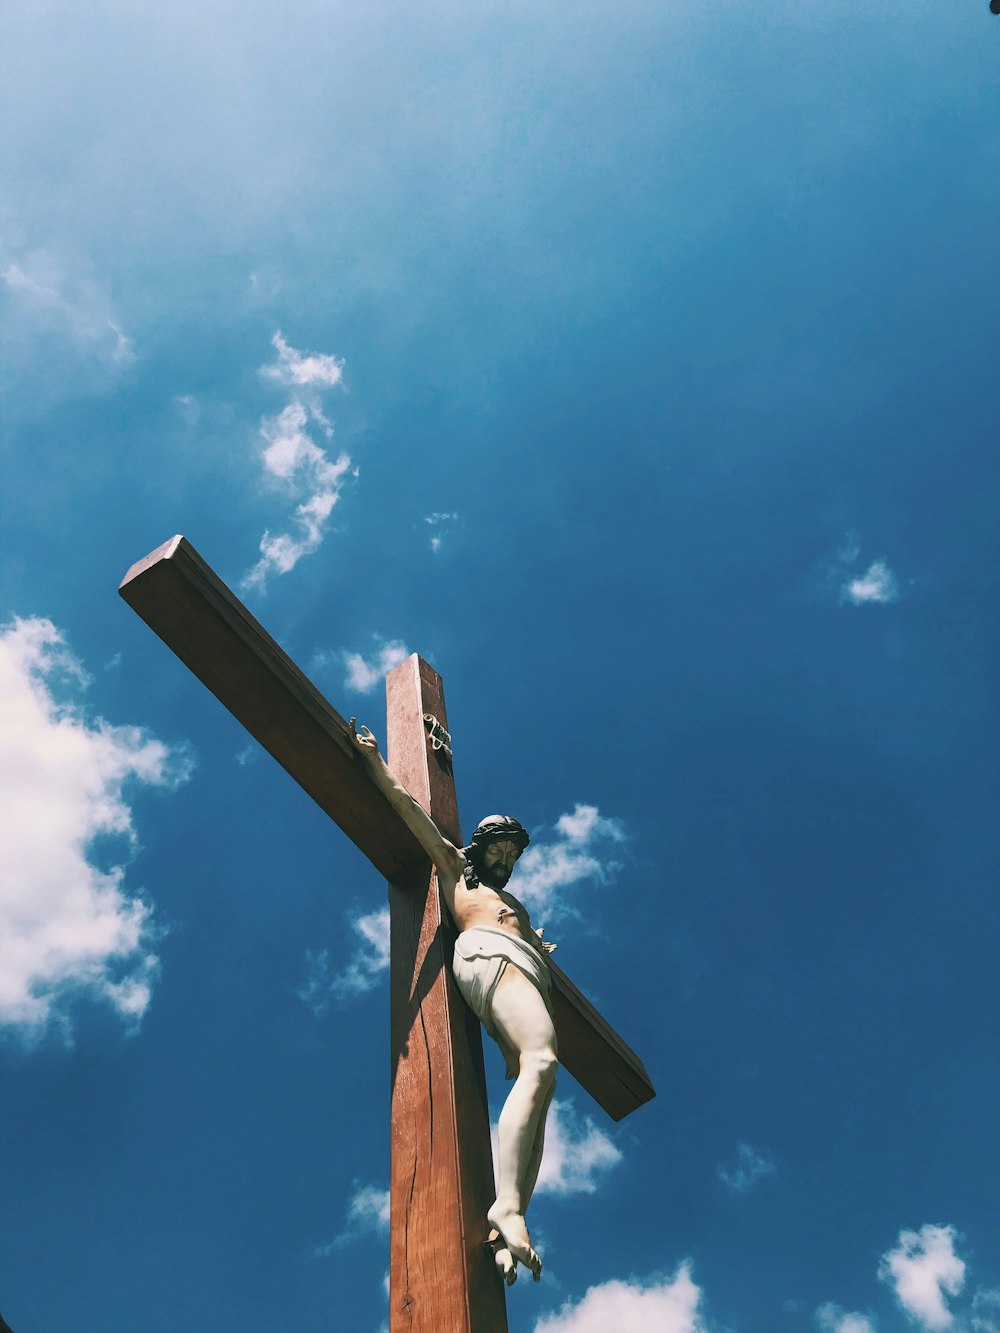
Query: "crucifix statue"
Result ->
[[352, 723, 556, 1282], [119, 535, 654, 1332]]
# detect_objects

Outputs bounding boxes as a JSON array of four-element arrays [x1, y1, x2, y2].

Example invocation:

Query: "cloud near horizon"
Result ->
[[816, 1303, 876, 1333], [0, 617, 192, 1039], [534, 1265, 706, 1333]]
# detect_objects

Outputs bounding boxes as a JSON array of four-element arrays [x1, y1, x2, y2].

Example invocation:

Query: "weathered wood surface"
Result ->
[[387, 655, 507, 1333], [119, 536, 423, 880], [118, 536, 655, 1120]]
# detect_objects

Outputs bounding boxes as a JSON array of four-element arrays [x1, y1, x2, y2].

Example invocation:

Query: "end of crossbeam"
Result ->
[[116, 532, 426, 879], [119, 534, 188, 590]]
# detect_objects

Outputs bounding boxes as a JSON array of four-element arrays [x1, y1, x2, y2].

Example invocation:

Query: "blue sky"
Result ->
[[1, 2, 998, 1331]]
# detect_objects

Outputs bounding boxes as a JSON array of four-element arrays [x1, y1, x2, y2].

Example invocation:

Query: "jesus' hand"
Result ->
[[349, 718, 379, 756]]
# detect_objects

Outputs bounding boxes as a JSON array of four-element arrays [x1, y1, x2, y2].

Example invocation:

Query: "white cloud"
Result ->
[[531, 1098, 622, 1196], [343, 639, 411, 694], [716, 1142, 776, 1193], [490, 1099, 621, 1198], [260, 330, 344, 391], [513, 804, 626, 922], [0, 617, 192, 1040], [424, 511, 459, 553], [242, 335, 352, 592], [297, 907, 390, 1014], [534, 1265, 705, 1333], [841, 559, 899, 606], [816, 1302, 876, 1333], [878, 1225, 966, 1331], [314, 1182, 390, 1256], [818, 533, 902, 607]]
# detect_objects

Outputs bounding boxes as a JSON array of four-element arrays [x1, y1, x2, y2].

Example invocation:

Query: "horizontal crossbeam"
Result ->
[[120, 535, 423, 879], [119, 536, 655, 1119]]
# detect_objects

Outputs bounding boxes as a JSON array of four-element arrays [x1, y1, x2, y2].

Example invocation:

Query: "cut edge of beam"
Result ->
[[120, 534, 186, 588], [120, 534, 357, 763]]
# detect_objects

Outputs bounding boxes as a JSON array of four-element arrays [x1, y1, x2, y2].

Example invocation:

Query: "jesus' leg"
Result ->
[[484, 965, 558, 1281], [520, 1078, 556, 1207]]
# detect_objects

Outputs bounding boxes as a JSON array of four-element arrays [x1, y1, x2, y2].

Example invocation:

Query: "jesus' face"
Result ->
[[480, 838, 521, 889]]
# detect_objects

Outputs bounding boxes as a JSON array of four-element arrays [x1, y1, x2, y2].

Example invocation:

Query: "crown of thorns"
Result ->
[[467, 815, 531, 854]]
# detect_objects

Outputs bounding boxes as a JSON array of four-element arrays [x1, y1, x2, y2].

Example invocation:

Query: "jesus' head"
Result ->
[[466, 815, 530, 889]]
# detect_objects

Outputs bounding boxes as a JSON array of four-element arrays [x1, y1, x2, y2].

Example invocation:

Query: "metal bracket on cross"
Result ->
[[423, 712, 453, 760]]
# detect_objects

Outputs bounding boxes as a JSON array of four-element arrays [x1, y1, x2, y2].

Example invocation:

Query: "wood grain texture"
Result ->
[[387, 656, 507, 1333], [119, 536, 423, 880]]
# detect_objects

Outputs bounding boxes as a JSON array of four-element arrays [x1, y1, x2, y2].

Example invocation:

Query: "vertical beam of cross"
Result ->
[[386, 656, 507, 1333]]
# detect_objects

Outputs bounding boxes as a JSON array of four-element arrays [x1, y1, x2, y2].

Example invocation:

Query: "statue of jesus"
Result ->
[[351, 720, 557, 1284]]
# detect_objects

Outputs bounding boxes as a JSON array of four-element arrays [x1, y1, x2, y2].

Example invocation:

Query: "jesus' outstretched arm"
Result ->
[[349, 720, 465, 883]]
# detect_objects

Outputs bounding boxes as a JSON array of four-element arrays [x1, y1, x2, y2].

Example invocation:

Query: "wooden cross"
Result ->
[[119, 535, 655, 1333]]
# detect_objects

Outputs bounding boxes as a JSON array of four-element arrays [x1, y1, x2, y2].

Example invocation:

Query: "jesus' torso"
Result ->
[[442, 867, 536, 942]]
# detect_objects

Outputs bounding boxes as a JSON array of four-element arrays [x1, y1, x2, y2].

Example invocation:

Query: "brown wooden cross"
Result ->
[[119, 535, 655, 1333]]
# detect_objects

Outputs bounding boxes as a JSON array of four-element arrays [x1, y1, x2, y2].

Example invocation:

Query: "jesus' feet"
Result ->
[[487, 1203, 542, 1282], [485, 1229, 518, 1285]]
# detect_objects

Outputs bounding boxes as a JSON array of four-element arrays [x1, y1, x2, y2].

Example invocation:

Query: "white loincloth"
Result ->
[[453, 926, 552, 1079]]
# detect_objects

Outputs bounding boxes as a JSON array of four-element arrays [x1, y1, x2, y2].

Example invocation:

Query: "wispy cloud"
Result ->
[[261, 330, 345, 391], [842, 559, 899, 606], [424, 511, 459, 553], [535, 1264, 706, 1333], [878, 1224, 966, 1331], [1, 251, 135, 367], [242, 333, 353, 592], [0, 617, 192, 1040], [490, 1098, 621, 1198], [971, 1288, 1000, 1333], [816, 1302, 876, 1333], [313, 1182, 390, 1256], [342, 639, 411, 694], [173, 394, 201, 426], [0, 248, 135, 414], [716, 1142, 776, 1194], [297, 907, 390, 1015], [513, 804, 626, 922], [825, 532, 900, 606], [531, 1099, 622, 1196]]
